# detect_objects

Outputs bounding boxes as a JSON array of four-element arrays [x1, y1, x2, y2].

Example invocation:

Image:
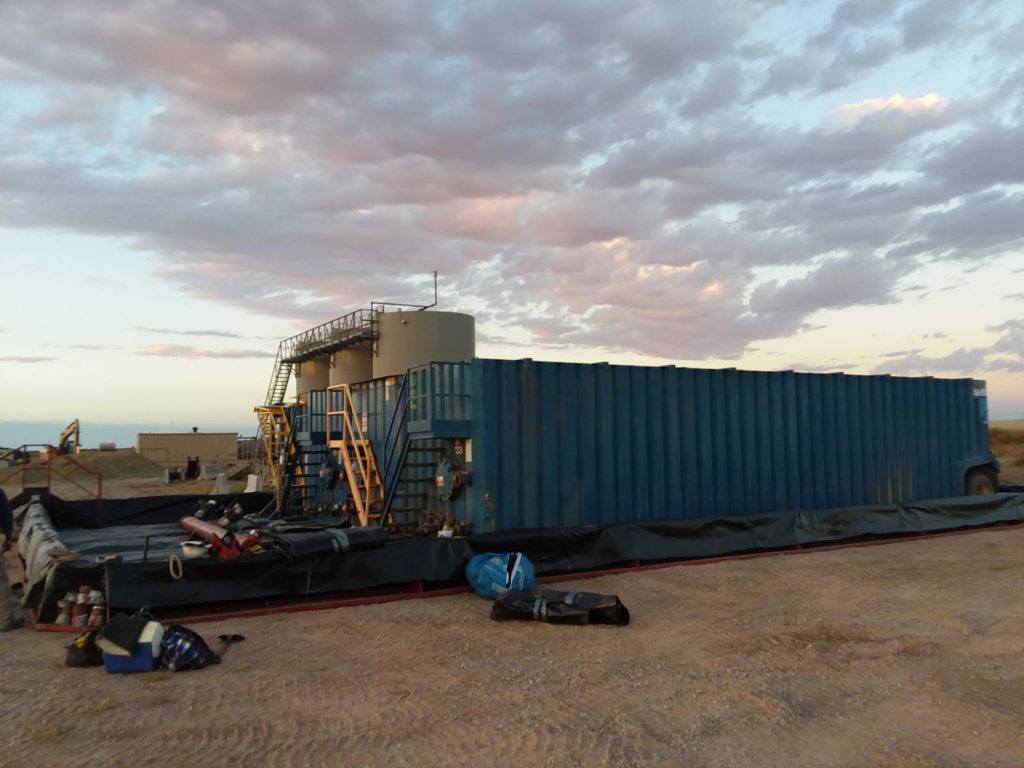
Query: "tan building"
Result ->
[[136, 432, 238, 467]]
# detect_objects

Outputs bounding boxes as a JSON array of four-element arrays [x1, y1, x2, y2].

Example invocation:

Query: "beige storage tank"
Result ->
[[294, 358, 330, 394], [136, 432, 239, 467], [373, 310, 475, 378], [329, 346, 374, 386]]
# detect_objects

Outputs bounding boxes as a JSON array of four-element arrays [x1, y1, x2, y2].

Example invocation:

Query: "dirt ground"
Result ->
[[1, 527, 1024, 767], [0, 448, 258, 502], [2, 428, 1024, 766], [991, 420, 1024, 485]]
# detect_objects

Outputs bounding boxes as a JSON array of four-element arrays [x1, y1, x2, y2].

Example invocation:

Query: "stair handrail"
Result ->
[[264, 341, 289, 406], [380, 375, 412, 521], [277, 410, 305, 513], [279, 307, 378, 363], [334, 383, 384, 525], [254, 405, 296, 512]]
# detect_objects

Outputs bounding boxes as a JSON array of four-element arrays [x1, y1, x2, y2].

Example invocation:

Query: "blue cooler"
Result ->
[[101, 621, 165, 673]]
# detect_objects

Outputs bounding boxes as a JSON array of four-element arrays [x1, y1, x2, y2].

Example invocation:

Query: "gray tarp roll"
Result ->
[[16, 501, 88, 617]]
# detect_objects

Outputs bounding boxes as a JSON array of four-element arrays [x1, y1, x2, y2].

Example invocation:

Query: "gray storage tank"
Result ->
[[329, 347, 374, 387], [294, 359, 330, 393], [373, 310, 475, 379]]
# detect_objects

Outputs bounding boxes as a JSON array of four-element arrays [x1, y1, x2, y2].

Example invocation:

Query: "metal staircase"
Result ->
[[278, 307, 377, 363], [259, 309, 380, 507], [254, 405, 307, 513], [264, 344, 294, 406], [327, 384, 385, 526], [258, 300, 444, 520], [378, 375, 441, 529]]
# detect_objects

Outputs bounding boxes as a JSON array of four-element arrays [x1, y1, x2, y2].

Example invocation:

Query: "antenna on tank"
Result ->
[[423, 270, 438, 310]]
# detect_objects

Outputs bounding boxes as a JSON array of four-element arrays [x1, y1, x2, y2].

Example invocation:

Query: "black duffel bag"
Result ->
[[491, 589, 630, 626]]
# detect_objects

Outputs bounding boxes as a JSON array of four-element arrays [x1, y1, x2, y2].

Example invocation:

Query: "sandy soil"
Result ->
[[993, 420, 1024, 433], [1, 449, 257, 502], [991, 421, 1024, 485], [1, 527, 1024, 767], [2, 434, 1023, 766]]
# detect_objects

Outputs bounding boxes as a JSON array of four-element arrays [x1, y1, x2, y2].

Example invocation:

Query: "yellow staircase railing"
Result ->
[[327, 384, 384, 526], [255, 404, 305, 511]]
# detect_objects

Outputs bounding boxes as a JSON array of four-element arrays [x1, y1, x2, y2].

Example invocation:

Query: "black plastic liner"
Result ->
[[100, 537, 471, 617], [266, 527, 390, 560], [470, 493, 1024, 574], [32, 492, 1024, 618], [43, 492, 275, 529]]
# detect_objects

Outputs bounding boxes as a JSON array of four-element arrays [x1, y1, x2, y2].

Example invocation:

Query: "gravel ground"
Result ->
[[2, 526, 1024, 767]]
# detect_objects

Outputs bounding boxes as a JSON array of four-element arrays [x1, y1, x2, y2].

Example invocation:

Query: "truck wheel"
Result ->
[[964, 468, 997, 495]]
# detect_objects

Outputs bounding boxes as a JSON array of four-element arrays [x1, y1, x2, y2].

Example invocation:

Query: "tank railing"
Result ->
[[49, 453, 104, 520], [407, 362, 472, 425], [0, 445, 40, 490], [0, 445, 29, 466], [380, 375, 412, 520], [369, 300, 431, 313], [296, 390, 328, 437], [0, 444, 102, 520], [325, 385, 343, 443], [280, 308, 378, 364]]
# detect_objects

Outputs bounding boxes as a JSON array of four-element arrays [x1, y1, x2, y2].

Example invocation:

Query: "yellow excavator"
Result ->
[[57, 419, 80, 455]]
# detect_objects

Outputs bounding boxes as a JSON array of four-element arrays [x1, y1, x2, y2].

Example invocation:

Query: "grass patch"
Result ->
[[91, 697, 116, 713], [26, 722, 73, 743], [989, 428, 1024, 460], [733, 622, 876, 654], [944, 674, 1024, 717], [895, 638, 941, 657]]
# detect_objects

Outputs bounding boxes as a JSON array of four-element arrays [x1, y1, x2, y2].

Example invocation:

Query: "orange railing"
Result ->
[[0, 444, 103, 520]]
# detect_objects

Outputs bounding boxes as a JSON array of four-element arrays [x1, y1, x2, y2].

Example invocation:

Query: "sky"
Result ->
[[1, 0, 1023, 447]]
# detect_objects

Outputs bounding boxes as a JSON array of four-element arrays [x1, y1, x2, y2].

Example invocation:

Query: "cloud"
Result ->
[[782, 361, 859, 373], [823, 93, 947, 132], [873, 320, 1024, 375], [133, 327, 245, 338], [0, 0, 1021, 368], [880, 348, 923, 358], [871, 347, 991, 375], [0, 356, 57, 363], [749, 254, 914, 323], [137, 345, 273, 359], [922, 123, 1024, 192]]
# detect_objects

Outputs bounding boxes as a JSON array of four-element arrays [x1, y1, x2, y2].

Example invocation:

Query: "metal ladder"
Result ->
[[377, 376, 442, 529], [327, 384, 385, 526], [264, 343, 293, 406], [254, 405, 306, 513]]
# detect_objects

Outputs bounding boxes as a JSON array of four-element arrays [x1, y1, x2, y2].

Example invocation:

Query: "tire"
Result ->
[[964, 467, 997, 495]]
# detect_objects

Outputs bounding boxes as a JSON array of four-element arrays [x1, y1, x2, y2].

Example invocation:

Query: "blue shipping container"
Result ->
[[346, 359, 997, 533]]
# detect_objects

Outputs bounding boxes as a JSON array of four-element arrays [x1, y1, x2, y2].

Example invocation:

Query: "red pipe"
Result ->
[[178, 516, 242, 560]]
